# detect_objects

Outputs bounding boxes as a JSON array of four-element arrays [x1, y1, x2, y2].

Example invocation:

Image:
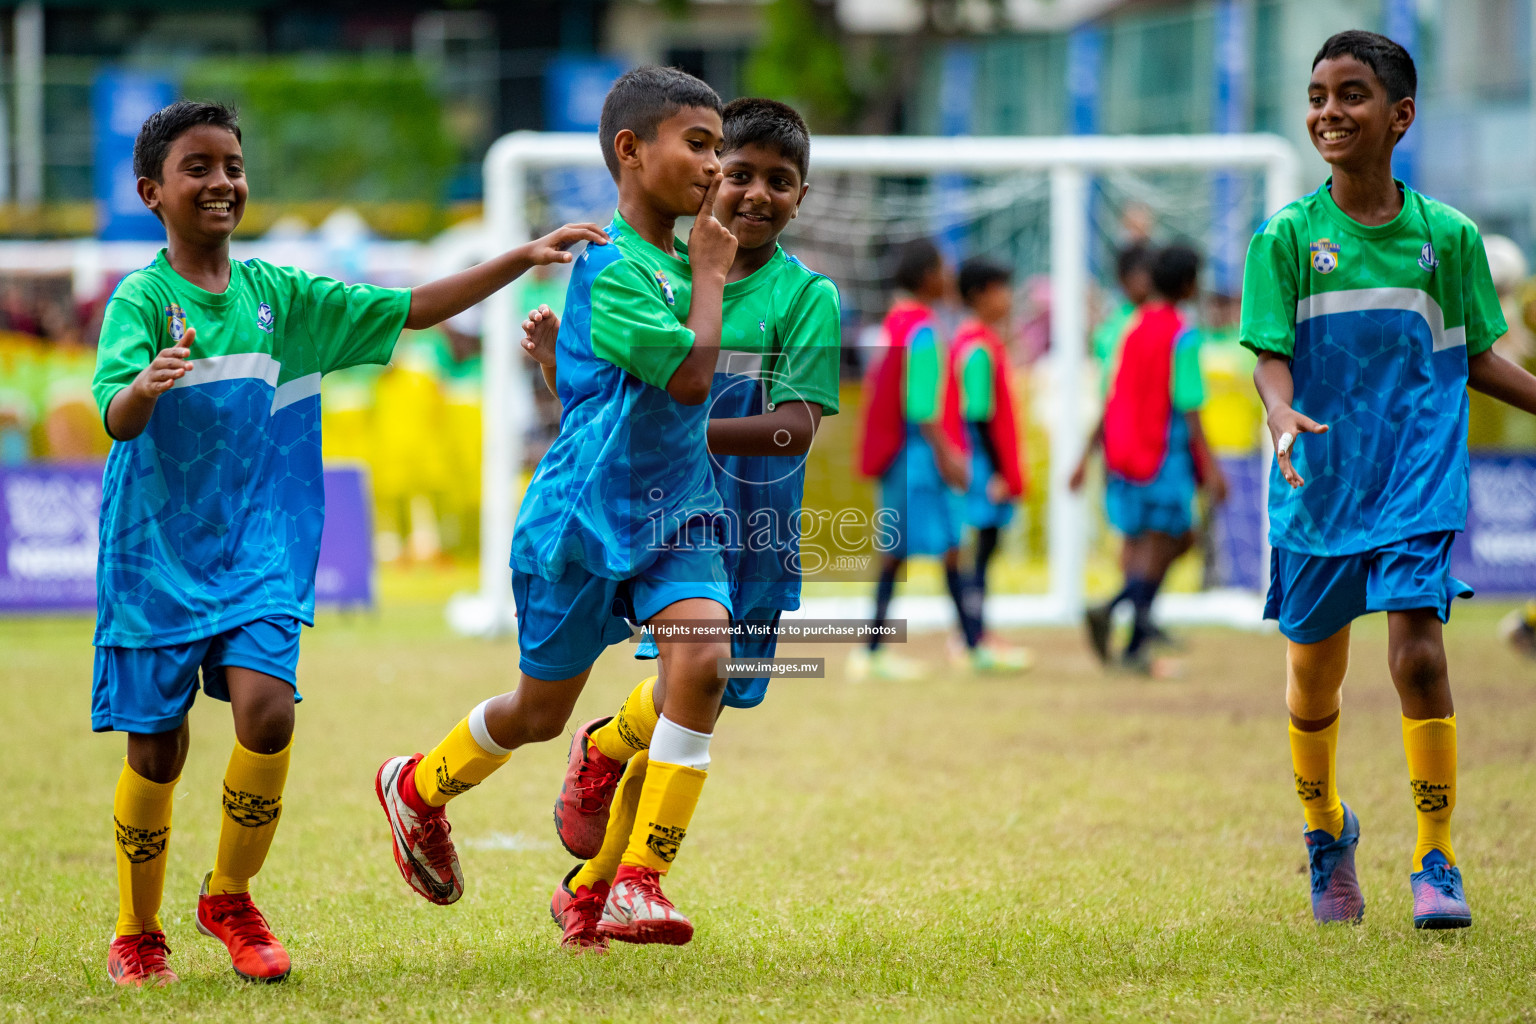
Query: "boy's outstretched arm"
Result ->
[[105, 327, 196, 441], [405, 223, 608, 331], [665, 173, 737, 405], [1068, 417, 1104, 492], [1468, 348, 1536, 416], [1254, 351, 1328, 489]]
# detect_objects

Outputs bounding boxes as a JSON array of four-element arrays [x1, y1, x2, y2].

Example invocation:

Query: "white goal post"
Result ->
[[450, 131, 1302, 637]]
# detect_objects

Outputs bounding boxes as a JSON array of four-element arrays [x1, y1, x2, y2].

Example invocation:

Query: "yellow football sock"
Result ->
[[113, 762, 176, 936], [415, 713, 510, 808], [208, 740, 291, 895], [571, 752, 649, 892], [1289, 716, 1345, 838], [621, 758, 706, 874], [589, 676, 659, 762], [1402, 714, 1457, 870]]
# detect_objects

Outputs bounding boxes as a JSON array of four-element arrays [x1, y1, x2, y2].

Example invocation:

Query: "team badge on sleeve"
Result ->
[[256, 301, 275, 333], [1310, 238, 1340, 274], [165, 303, 186, 343], [655, 271, 676, 306]]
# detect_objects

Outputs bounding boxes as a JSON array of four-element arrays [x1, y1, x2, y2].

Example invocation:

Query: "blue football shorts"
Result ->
[[1104, 447, 1197, 540], [92, 615, 303, 734], [879, 437, 964, 558], [1265, 531, 1473, 644], [634, 606, 783, 709], [514, 533, 731, 681]]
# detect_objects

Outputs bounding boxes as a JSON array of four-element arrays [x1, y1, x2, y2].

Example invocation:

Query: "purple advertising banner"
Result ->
[[0, 463, 374, 613], [0, 462, 101, 611], [1452, 453, 1536, 596]]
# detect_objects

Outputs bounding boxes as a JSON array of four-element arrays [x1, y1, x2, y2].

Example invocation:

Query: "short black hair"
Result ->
[[1150, 243, 1201, 299], [598, 66, 723, 181], [957, 257, 1010, 305], [722, 97, 810, 181], [1115, 242, 1152, 285], [1312, 30, 1417, 102], [893, 239, 944, 294], [133, 100, 241, 183]]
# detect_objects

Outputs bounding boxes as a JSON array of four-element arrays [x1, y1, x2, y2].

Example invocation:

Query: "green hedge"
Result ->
[[182, 56, 456, 205]]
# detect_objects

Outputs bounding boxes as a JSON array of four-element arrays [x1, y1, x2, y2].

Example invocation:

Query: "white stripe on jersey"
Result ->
[[1295, 287, 1467, 352], [171, 351, 281, 391], [271, 372, 321, 413], [168, 352, 320, 414]]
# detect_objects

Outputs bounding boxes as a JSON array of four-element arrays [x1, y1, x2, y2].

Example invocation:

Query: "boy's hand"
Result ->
[[521, 305, 559, 367], [986, 472, 1010, 504], [525, 223, 609, 266], [1205, 463, 1230, 506], [936, 442, 971, 493], [1266, 405, 1328, 489], [1068, 455, 1089, 493], [687, 172, 737, 281], [134, 327, 195, 398]]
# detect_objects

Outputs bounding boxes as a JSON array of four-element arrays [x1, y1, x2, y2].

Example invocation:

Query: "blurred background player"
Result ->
[[950, 257, 1031, 672], [523, 97, 842, 952], [376, 66, 739, 948], [1072, 243, 1227, 674], [851, 239, 979, 681], [93, 99, 600, 988], [1245, 31, 1536, 931]]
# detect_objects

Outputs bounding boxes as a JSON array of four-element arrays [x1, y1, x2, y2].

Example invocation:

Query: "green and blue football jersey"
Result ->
[[709, 245, 840, 614], [1241, 181, 1507, 556], [92, 250, 409, 647], [510, 212, 723, 581]]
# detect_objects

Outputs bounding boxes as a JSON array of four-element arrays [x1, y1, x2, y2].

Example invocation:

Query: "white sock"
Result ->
[[468, 699, 513, 756], [648, 715, 712, 771]]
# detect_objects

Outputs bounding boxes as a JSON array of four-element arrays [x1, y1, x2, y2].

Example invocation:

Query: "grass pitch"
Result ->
[[5, 593, 1536, 1023]]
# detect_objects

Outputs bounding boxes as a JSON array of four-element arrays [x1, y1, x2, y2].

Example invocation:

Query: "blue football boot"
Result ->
[[1304, 803, 1364, 924], [1410, 850, 1472, 930]]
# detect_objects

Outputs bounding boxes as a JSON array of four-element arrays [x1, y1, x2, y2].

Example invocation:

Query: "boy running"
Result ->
[[522, 98, 841, 951], [1243, 31, 1536, 928], [852, 240, 981, 681], [950, 257, 1031, 671], [377, 67, 740, 944], [1072, 244, 1227, 672], [94, 100, 602, 987]]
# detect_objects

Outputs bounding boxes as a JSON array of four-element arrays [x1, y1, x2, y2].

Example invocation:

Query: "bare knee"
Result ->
[[670, 641, 730, 703], [234, 691, 295, 754], [1389, 634, 1447, 696]]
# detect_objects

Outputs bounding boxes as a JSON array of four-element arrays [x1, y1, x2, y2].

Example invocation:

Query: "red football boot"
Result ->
[[550, 864, 610, 953], [552, 717, 625, 859], [107, 931, 178, 987], [196, 872, 291, 982], [597, 865, 694, 945]]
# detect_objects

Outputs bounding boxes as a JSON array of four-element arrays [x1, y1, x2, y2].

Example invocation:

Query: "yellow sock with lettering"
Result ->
[[208, 740, 291, 895], [570, 751, 648, 892], [113, 763, 176, 936], [622, 759, 707, 874], [1289, 717, 1345, 838], [1402, 714, 1457, 870], [589, 676, 659, 761], [414, 700, 512, 808]]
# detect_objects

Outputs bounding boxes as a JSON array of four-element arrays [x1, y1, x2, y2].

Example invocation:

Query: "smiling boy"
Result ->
[[377, 67, 743, 945], [1241, 31, 1536, 929], [521, 98, 842, 951], [92, 101, 603, 987]]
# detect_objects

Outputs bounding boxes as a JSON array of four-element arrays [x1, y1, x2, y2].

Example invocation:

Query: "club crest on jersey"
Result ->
[[256, 301, 275, 333], [1310, 238, 1340, 274], [165, 303, 186, 342], [1418, 242, 1439, 273], [655, 271, 676, 305]]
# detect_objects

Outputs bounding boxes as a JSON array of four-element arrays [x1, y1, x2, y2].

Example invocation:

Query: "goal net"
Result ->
[[448, 133, 1301, 637]]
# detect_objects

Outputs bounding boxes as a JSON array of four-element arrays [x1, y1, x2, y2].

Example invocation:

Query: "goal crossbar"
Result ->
[[453, 132, 1301, 636]]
